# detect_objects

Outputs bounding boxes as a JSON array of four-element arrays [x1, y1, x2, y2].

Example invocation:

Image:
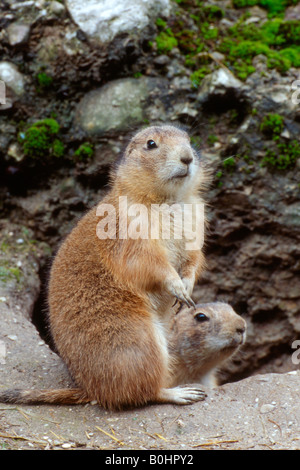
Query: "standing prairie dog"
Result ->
[[169, 302, 247, 388], [0, 125, 208, 410]]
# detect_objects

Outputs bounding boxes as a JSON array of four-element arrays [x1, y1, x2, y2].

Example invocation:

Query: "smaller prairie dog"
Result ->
[[169, 302, 247, 388]]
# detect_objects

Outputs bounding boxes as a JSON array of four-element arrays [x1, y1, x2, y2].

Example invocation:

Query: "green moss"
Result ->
[[232, 0, 299, 17], [156, 30, 178, 53], [176, 29, 205, 54], [220, 36, 300, 77], [36, 72, 53, 89], [0, 265, 22, 283], [200, 22, 219, 40], [260, 114, 299, 170], [232, 0, 257, 7], [18, 118, 64, 159], [215, 170, 223, 187], [156, 18, 167, 28], [74, 142, 94, 160], [223, 156, 236, 171], [279, 46, 300, 68], [260, 113, 284, 136], [52, 139, 65, 158], [203, 5, 225, 20], [232, 61, 256, 80], [154, 4, 222, 58], [262, 140, 300, 170], [190, 67, 210, 88], [220, 15, 300, 79], [207, 134, 219, 146]]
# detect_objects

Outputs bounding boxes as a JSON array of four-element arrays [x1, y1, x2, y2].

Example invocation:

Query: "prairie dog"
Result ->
[[0, 125, 208, 410], [169, 302, 247, 388]]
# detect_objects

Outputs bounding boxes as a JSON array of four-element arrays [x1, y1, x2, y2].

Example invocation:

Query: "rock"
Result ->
[[0, 61, 25, 96], [49, 1, 66, 16], [7, 143, 23, 162], [65, 0, 171, 44], [197, 68, 246, 105], [285, 3, 300, 20], [75, 77, 168, 135], [6, 22, 30, 46], [248, 6, 268, 19], [260, 403, 276, 414], [0, 340, 6, 364]]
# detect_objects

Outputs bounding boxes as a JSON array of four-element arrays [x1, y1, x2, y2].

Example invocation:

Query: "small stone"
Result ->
[[49, 1, 66, 15], [0, 341, 6, 364], [0, 62, 25, 96], [285, 3, 300, 20], [154, 55, 170, 67], [244, 16, 261, 25], [7, 143, 24, 162], [280, 128, 290, 139], [62, 443, 72, 448], [260, 404, 276, 414], [7, 335, 18, 341], [210, 51, 225, 62], [197, 68, 245, 105], [7, 22, 30, 46]]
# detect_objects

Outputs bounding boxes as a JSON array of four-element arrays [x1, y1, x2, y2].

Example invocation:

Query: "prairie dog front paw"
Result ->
[[181, 277, 194, 297], [165, 277, 195, 309]]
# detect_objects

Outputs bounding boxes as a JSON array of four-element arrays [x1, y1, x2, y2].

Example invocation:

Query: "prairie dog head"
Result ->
[[169, 302, 247, 384], [115, 125, 203, 200]]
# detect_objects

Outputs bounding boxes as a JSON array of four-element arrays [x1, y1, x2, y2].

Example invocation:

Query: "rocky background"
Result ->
[[0, 0, 299, 450]]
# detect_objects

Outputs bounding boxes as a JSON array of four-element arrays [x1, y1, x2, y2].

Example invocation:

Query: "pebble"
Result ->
[[0, 61, 25, 96], [260, 404, 276, 414], [7, 335, 18, 341], [49, 1, 66, 15], [0, 340, 6, 365], [7, 143, 23, 162], [61, 443, 72, 448], [7, 22, 30, 46]]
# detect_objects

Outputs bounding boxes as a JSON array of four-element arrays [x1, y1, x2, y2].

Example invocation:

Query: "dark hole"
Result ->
[[31, 259, 57, 353]]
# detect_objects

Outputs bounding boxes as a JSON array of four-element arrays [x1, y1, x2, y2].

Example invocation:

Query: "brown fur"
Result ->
[[169, 302, 247, 388], [0, 125, 209, 410]]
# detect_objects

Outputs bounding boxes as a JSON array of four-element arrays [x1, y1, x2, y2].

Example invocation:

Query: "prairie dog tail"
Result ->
[[0, 388, 91, 405]]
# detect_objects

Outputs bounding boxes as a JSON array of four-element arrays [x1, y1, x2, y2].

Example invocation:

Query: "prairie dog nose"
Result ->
[[236, 325, 246, 335], [180, 147, 193, 166], [236, 319, 246, 336]]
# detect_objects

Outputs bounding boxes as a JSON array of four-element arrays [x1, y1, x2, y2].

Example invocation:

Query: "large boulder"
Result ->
[[75, 77, 169, 136], [65, 0, 171, 43]]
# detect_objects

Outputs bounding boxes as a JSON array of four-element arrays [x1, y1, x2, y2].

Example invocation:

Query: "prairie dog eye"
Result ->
[[195, 312, 209, 322], [147, 139, 157, 150]]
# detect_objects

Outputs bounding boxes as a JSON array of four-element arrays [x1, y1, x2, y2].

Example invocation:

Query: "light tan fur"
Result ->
[[0, 125, 208, 410], [169, 302, 247, 388]]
